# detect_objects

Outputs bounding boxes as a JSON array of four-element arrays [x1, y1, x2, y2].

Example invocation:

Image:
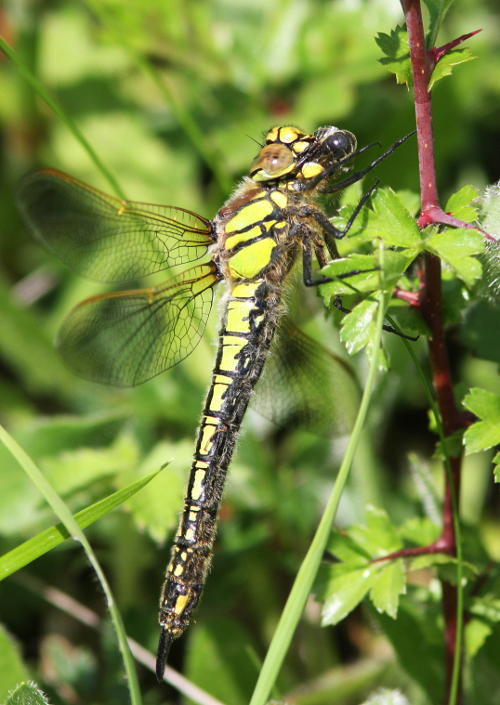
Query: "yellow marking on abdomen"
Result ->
[[207, 383, 228, 412], [199, 418, 218, 454], [206, 373, 232, 413], [225, 199, 273, 233], [219, 335, 247, 371], [190, 468, 207, 500], [232, 281, 260, 298], [226, 299, 251, 333], [174, 593, 190, 614], [228, 238, 276, 279]]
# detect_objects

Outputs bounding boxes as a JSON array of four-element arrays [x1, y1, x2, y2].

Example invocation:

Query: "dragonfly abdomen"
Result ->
[[157, 274, 284, 673]]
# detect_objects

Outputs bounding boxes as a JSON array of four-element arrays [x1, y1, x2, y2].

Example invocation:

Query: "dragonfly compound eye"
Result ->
[[250, 144, 295, 181], [314, 126, 357, 161]]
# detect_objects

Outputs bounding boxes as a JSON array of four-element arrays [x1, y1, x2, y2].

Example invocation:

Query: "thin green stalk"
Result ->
[[387, 314, 463, 705], [0, 423, 141, 705], [248, 250, 388, 705], [0, 35, 126, 199]]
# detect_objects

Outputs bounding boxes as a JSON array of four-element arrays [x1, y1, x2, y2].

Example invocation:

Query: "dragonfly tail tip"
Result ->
[[156, 627, 173, 682]]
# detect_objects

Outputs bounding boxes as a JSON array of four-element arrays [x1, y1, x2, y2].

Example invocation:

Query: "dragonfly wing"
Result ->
[[254, 318, 361, 436], [16, 169, 214, 282], [57, 263, 219, 386]]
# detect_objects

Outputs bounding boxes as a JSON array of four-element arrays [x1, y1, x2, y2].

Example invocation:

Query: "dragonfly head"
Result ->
[[249, 125, 357, 188]]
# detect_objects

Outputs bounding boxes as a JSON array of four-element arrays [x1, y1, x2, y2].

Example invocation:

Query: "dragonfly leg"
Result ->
[[302, 237, 418, 341], [318, 131, 416, 195]]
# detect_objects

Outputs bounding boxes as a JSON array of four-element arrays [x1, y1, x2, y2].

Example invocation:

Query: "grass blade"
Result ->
[[0, 469, 162, 579], [0, 422, 142, 705]]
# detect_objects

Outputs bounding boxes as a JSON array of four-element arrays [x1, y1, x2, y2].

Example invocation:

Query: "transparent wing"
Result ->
[[57, 263, 219, 386], [16, 168, 214, 282], [254, 319, 361, 436]]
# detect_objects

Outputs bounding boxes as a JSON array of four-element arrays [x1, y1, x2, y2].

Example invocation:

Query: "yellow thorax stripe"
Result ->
[[226, 224, 261, 250], [228, 238, 276, 280], [225, 199, 273, 234]]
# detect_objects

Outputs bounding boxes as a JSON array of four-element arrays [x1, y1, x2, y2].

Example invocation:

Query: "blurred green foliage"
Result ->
[[1, 0, 500, 704]]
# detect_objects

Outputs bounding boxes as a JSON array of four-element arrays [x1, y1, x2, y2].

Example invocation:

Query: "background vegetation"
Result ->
[[1, 0, 500, 703]]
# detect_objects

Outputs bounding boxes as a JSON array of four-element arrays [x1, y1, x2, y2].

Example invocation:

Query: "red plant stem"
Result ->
[[401, 1, 465, 701]]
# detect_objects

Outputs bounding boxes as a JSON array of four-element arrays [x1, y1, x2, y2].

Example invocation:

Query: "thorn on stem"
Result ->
[[428, 29, 482, 70]]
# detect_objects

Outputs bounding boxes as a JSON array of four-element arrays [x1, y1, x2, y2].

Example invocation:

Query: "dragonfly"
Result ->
[[16, 124, 412, 681]]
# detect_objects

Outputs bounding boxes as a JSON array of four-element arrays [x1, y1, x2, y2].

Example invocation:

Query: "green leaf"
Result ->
[[338, 298, 388, 370], [428, 47, 478, 91], [320, 254, 380, 297], [0, 467, 162, 580], [465, 596, 500, 657], [320, 510, 405, 623], [349, 506, 402, 557], [445, 185, 480, 223], [330, 189, 421, 249], [423, 0, 455, 49], [424, 227, 484, 287], [381, 249, 419, 285], [327, 529, 373, 565], [367, 188, 421, 247], [463, 387, 500, 454], [376, 26, 412, 87], [341, 297, 383, 352], [0, 627, 29, 704], [4, 682, 50, 705], [399, 517, 441, 547], [321, 563, 381, 626], [465, 618, 492, 658], [370, 560, 406, 618]]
